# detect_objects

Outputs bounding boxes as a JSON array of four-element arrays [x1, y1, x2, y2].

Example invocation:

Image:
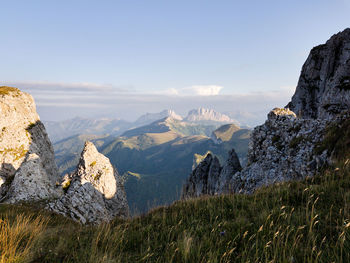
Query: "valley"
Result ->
[[51, 111, 250, 213]]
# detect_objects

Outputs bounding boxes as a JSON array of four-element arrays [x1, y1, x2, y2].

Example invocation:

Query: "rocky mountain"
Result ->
[[182, 28, 350, 198], [184, 108, 237, 124], [134, 109, 182, 126], [0, 86, 61, 203], [287, 28, 350, 119], [48, 141, 129, 224]]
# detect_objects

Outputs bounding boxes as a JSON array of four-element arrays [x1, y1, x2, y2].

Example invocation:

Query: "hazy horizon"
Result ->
[[1, 1, 349, 124], [1, 80, 295, 126]]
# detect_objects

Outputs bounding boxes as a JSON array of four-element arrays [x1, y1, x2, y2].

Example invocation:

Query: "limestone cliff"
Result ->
[[183, 28, 350, 197], [224, 108, 331, 193], [287, 28, 350, 119], [48, 141, 129, 224], [0, 86, 61, 203]]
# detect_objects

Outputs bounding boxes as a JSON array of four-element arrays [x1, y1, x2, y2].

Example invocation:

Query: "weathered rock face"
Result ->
[[216, 149, 243, 193], [287, 28, 350, 120], [224, 108, 330, 193], [48, 141, 129, 224], [0, 87, 61, 203], [182, 150, 241, 198], [182, 153, 222, 198], [183, 29, 350, 198]]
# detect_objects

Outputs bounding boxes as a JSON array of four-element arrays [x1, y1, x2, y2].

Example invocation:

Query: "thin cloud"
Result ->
[[1, 81, 133, 93], [163, 85, 223, 96], [1, 80, 295, 125]]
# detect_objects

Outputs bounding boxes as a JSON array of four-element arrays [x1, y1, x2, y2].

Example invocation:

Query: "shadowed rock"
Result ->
[[0, 86, 61, 203], [182, 149, 241, 198], [287, 28, 350, 119]]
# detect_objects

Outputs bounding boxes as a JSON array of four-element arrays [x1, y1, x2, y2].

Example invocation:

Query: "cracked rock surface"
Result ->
[[0, 86, 61, 203], [48, 141, 129, 224]]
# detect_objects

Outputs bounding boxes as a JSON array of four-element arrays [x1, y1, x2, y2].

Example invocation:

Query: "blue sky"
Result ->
[[1, 0, 349, 123]]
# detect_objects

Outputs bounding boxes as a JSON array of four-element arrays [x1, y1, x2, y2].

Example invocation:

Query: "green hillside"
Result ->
[[1, 118, 350, 262], [54, 134, 114, 175], [211, 123, 241, 142], [122, 117, 220, 138], [53, 121, 250, 214], [101, 134, 232, 214]]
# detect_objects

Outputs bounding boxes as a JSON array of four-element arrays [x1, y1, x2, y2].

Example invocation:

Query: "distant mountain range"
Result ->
[[185, 108, 237, 124], [44, 117, 132, 142], [134, 109, 183, 126], [50, 110, 251, 214], [44, 108, 241, 143]]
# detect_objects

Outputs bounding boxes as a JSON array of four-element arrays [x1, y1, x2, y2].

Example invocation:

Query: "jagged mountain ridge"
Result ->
[[134, 109, 183, 126], [45, 108, 241, 143], [184, 107, 237, 124]]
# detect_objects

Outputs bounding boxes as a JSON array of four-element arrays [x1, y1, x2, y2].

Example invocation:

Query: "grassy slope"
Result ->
[[1, 117, 350, 262], [212, 123, 241, 141], [122, 117, 220, 138], [103, 135, 229, 214], [54, 134, 114, 175], [1, 161, 349, 262]]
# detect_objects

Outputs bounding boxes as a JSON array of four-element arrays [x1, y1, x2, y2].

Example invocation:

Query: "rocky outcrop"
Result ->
[[287, 28, 350, 120], [0, 86, 61, 203], [182, 150, 241, 198], [223, 108, 330, 193], [216, 149, 244, 193], [48, 141, 129, 224], [0, 86, 129, 224], [183, 29, 350, 198], [182, 153, 222, 198]]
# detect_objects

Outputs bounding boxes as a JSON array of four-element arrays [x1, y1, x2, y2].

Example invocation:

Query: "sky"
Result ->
[[1, 0, 349, 124]]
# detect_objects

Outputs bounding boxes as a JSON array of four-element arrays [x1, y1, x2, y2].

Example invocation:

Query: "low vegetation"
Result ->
[[1, 159, 350, 262], [0, 145, 28, 162], [0, 86, 21, 97], [1, 117, 349, 262]]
